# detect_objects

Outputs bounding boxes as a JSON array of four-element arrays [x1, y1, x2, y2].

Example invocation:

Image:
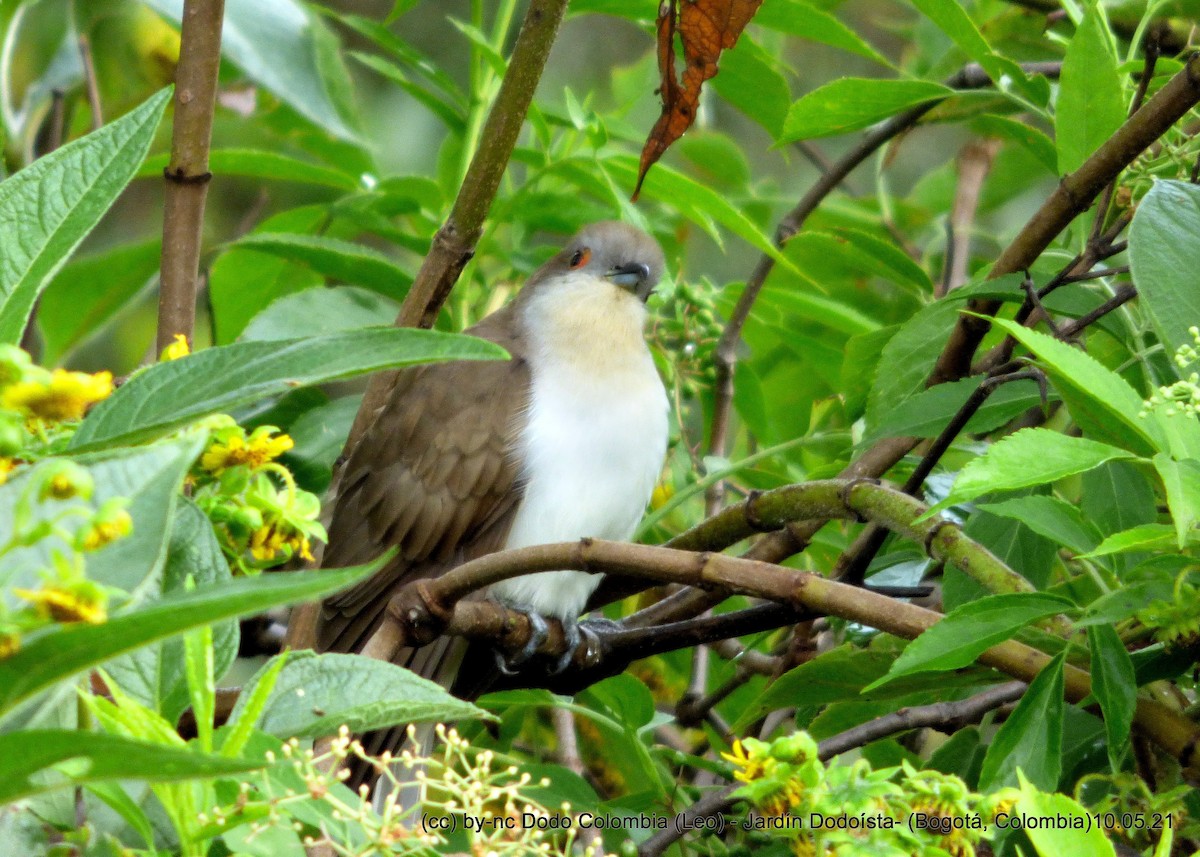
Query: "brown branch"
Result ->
[[940, 138, 1002, 297], [78, 36, 103, 131], [377, 536, 1200, 774], [1060, 284, 1137, 339], [157, 0, 225, 355], [932, 52, 1200, 385], [339, 0, 569, 458]]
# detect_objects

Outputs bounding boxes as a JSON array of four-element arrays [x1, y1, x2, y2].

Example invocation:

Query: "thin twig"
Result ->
[[158, 0, 225, 355], [940, 138, 1002, 297], [1060, 284, 1138, 339], [78, 36, 103, 131]]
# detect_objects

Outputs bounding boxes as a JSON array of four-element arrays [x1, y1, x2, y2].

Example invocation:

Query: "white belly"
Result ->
[[489, 356, 668, 620]]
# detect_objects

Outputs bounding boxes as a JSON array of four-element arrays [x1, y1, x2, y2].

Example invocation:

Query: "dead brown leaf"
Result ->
[[633, 0, 764, 200]]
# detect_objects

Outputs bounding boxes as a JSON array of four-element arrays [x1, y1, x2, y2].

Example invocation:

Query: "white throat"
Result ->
[[488, 273, 669, 620]]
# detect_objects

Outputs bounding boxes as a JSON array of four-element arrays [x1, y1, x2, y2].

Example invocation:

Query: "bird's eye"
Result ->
[[570, 248, 590, 268]]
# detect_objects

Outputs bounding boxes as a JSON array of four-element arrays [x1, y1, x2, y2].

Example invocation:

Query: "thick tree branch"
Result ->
[[157, 0, 224, 355]]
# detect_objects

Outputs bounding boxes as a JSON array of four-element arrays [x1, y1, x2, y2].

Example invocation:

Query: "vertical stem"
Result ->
[[157, 0, 225, 356]]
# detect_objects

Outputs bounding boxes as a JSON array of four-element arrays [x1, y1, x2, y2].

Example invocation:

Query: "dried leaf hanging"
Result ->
[[633, 0, 765, 200]]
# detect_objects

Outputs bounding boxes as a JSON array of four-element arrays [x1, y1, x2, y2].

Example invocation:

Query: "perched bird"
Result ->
[[302, 221, 670, 785]]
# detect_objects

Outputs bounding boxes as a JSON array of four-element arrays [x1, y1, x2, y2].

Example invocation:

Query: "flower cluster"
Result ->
[[723, 733, 1018, 857], [648, 278, 723, 400], [192, 417, 325, 573], [1141, 326, 1200, 418], [0, 345, 115, 484], [0, 460, 133, 659], [209, 724, 615, 857], [1136, 570, 1200, 649]]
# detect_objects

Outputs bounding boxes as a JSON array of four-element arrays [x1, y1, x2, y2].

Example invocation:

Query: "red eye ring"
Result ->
[[570, 248, 591, 268]]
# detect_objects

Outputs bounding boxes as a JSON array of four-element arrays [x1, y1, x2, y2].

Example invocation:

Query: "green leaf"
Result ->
[[69, 328, 507, 451], [867, 375, 1049, 442], [37, 239, 161, 365], [1152, 454, 1200, 549], [230, 650, 492, 740], [0, 435, 204, 604], [985, 319, 1163, 455], [780, 78, 950, 142], [1055, 5, 1126, 174], [1078, 523, 1178, 559], [1129, 180, 1200, 362], [139, 148, 359, 190], [1014, 776, 1117, 856], [978, 496, 1102, 554], [0, 730, 262, 805], [144, 0, 361, 142], [936, 428, 1136, 511], [0, 559, 388, 716], [0, 87, 169, 344], [865, 299, 962, 436], [1087, 624, 1135, 771], [241, 286, 399, 342], [104, 499, 238, 723], [865, 594, 1075, 691], [978, 653, 1065, 791], [756, 1, 892, 67], [712, 38, 791, 136], [349, 52, 467, 132], [231, 233, 412, 299]]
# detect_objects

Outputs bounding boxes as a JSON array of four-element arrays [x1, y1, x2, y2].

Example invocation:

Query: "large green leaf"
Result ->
[[978, 496, 1103, 554], [0, 559, 387, 716], [240, 287, 399, 342], [865, 594, 1075, 691], [989, 318, 1164, 455], [0, 87, 169, 344], [935, 428, 1136, 511], [143, 0, 361, 142], [0, 435, 204, 604], [978, 653, 1065, 791], [0, 730, 262, 805], [1055, 6, 1125, 175], [69, 328, 507, 451], [755, 0, 892, 67], [712, 38, 792, 136], [36, 239, 160, 365], [1087, 624, 1135, 772], [230, 651, 491, 740], [1152, 454, 1200, 549], [1013, 781, 1117, 857], [105, 500, 238, 723], [231, 233, 412, 299], [1129, 180, 1200, 362], [780, 78, 950, 142], [867, 375, 1048, 442]]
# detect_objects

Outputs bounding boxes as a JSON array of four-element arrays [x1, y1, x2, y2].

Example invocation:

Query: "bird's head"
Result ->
[[530, 221, 665, 303]]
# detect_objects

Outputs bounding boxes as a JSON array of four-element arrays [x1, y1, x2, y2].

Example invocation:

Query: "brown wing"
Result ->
[[313, 307, 530, 656]]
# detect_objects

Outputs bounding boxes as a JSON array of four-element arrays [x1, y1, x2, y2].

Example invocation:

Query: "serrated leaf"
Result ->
[[865, 594, 1075, 691], [0, 730, 262, 805], [986, 318, 1163, 454], [978, 495, 1102, 554], [937, 428, 1136, 511], [1078, 523, 1178, 559], [867, 375, 1048, 442], [781, 78, 950, 142], [1152, 454, 1200, 549], [978, 653, 1065, 791], [69, 328, 507, 451], [1087, 624, 1135, 771], [0, 87, 169, 343], [1056, 6, 1125, 174], [1129, 180, 1200, 363], [0, 559, 387, 716]]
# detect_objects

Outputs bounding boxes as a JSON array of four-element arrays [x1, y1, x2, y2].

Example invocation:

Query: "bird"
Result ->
[[299, 221, 670, 788]]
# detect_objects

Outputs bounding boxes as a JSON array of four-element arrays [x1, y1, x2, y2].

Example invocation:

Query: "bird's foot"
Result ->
[[494, 612, 549, 676], [552, 616, 622, 674]]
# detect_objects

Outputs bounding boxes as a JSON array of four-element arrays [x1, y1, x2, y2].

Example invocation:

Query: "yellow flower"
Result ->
[[248, 521, 312, 563], [200, 429, 294, 475], [82, 509, 133, 550], [0, 458, 15, 486], [161, 333, 190, 361], [722, 739, 769, 783], [650, 480, 674, 510], [2, 369, 113, 421], [15, 585, 107, 624]]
